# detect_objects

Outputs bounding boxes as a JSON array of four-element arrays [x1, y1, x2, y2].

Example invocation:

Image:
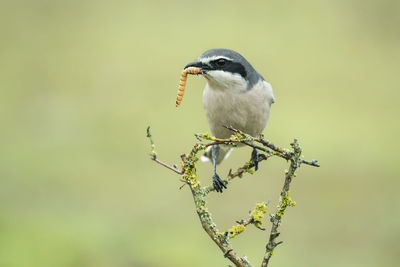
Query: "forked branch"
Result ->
[[146, 126, 319, 266]]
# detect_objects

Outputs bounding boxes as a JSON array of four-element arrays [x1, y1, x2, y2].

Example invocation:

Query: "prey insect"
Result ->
[[175, 67, 201, 107]]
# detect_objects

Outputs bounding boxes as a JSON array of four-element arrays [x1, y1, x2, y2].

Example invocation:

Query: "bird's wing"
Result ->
[[263, 81, 275, 104]]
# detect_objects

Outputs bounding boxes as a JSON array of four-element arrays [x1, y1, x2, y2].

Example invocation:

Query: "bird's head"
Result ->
[[184, 48, 263, 92]]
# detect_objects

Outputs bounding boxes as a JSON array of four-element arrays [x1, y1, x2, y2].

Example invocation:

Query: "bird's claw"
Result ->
[[213, 173, 227, 193], [251, 148, 259, 171]]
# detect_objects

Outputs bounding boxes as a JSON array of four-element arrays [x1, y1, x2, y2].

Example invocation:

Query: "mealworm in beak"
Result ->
[[175, 67, 201, 107]]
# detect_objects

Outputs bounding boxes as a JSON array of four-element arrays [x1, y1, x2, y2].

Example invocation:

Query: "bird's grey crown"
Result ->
[[198, 48, 264, 89]]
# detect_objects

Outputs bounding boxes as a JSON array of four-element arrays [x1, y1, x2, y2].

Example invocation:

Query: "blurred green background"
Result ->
[[1, 0, 399, 266]]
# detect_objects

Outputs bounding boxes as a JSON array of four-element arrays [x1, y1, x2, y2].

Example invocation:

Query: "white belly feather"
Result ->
[[202, 80, 275, 139]]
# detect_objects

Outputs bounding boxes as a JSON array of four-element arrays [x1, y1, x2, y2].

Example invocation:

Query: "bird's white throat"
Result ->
[[204, 70, 248, 93]]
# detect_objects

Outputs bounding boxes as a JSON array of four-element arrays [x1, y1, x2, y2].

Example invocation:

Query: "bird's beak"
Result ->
[[184, 60, 206, 74]]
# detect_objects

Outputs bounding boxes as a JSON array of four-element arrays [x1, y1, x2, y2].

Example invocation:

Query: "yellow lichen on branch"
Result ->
[[228, 224, 246, 238], [276, 190, 296, 217], [181, 144, 206, 188], [251, 202, 268, 227]]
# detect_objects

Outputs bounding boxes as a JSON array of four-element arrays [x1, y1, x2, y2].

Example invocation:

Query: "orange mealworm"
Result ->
[[175, 67, 201, 107]]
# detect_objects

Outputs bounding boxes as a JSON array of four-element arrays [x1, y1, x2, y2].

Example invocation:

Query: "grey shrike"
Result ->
[[183, 48, 275, 193]]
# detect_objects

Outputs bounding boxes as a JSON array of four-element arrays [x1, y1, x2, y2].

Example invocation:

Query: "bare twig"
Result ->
[[152, 157, 184, 174], [147, 126, 184, 174], [300, 158, 320, 167]]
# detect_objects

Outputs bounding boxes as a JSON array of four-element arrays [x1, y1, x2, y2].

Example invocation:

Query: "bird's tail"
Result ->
[[200, 145, 233, 165]]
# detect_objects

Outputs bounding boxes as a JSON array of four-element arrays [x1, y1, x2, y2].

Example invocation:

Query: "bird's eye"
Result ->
[[215, 58, 227, 67]]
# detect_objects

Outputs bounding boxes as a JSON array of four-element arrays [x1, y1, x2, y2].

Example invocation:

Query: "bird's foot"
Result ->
[[213, 173, 227, 193], [251, 148, 260, 171]]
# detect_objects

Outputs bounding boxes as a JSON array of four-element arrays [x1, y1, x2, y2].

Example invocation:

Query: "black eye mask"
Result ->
[[210, 59, 247, 79]]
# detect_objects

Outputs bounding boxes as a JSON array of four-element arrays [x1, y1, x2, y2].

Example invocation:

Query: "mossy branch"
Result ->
[[146, 126, 319, 267]]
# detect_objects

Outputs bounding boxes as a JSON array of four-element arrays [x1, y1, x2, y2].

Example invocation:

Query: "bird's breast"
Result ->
[[202, 80, 274, 138]]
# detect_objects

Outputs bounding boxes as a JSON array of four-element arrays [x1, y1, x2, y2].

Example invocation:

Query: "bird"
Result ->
[[183, 48, 275, 193]]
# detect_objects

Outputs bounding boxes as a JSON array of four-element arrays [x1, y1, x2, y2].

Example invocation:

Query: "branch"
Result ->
[[224, 126, 320, 168], [261, 139, 302, 267], [189, 184, 252, 266], [146, 127, 319, 266]]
